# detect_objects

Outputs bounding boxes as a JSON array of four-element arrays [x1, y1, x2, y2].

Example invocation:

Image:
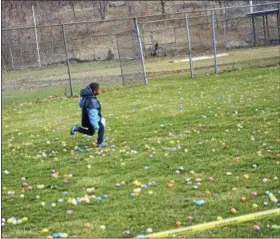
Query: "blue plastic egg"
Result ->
[[130, 193, 135, 197]]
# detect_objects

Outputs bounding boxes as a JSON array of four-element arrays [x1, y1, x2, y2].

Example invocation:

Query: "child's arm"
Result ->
[[88, 99, 101, 130], [88, 108, 100, 130]]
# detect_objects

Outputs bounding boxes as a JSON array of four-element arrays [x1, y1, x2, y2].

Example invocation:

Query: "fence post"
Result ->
[[184, 13, 194, 79], [32, 5, 41, 68], [174, 28, 177, 56], [211, 10, 218, 74], [9, 46, 14, 70], [115, 34, 125, 86], [61, 24, 74, 97], [251, 16, 256, 46], [278, 3, 280, 40], [134, 17, 148, 85], [223, 7, 228, 49]]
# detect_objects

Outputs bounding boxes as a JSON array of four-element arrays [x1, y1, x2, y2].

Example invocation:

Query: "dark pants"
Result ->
[[77, 121, 104, 144]]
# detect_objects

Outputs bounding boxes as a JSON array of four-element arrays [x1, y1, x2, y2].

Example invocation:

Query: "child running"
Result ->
[[70, 82, 106, 148]]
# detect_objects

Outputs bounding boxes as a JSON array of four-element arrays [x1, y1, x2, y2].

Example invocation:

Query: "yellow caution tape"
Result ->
[[140, 208, 280, 238]]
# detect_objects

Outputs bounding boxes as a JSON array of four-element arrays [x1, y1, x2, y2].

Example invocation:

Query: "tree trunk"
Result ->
[[161, 0, 165, 14]]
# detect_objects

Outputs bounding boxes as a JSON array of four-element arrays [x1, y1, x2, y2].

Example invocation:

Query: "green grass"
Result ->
[[2, 66, 280, 238]]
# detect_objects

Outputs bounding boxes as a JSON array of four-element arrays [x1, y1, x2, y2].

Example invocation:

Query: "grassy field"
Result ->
[[2, 45, 280, 89], [2, 66, 280, 238]]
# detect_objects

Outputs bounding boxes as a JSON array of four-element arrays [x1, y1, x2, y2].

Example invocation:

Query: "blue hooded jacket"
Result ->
[[79, 86, 102, 130]]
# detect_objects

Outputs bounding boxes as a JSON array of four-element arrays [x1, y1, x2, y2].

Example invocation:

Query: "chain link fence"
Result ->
[[2, 18, 146, 96], [138, 1, 280, 77], [2, 2, 280, 98]]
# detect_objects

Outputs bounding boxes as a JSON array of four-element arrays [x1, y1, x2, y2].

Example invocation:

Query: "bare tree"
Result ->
[[96, 1, 108, 20], [127, 1, 135, 17], [69, 1, 76, 18], [160, 0, 169, 15]]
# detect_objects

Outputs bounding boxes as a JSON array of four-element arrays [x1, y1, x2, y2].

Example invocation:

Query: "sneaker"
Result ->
[[70, 124, 79, 135], [97, 142, 107, 148]]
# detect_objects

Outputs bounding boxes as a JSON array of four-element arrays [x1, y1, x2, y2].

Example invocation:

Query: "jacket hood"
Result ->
[[80, 86, 95, 97]]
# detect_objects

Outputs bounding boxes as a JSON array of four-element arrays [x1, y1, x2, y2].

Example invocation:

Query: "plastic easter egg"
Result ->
[[252, 203, 258, 208], [232, 187, 237, 191], [123, 230, 130, 235], [130, 193, 135, 197], [8, 191, 15, 196], [175, 221, 181, 227], [36, 195, 40, 199], [251, 192, 257, 197], [209, 176, 215, 182], [21, 177, 26, 181], [179, 166, 184, 171], [263, 201, 269, 206], [187, 216, 194, 222], [58, 199, 63, 203], [86, 187, 95, 194], [192, 185, 198, 190], [72, 199, 77, 205], [253, 225, 261, 231], [141, 184, 148, 189], [190, 170, 195, 175], [21, 217, 28, 222], [96, 197, 102, 201], [168, 183, 173, 188], [252, 164, 258, 168], [22, 183, 29, 188], [263, 178, 269, 183], [103, 194, 108, 199], [175, 170, 180, 175], [243, 174, 249, 180], [226, 172, 232, 176], [240, 196, 247, 202], [217, 216, 223, 221], [134, 188, 141, 193], [205, 190, 211, 196], [7, 218, 13, 224], [66, 210, 72, 215], [85, 223, 91, 228], [170, 180, 175, 184], [51, 203, 56, 207], [53, 233, 60, 238], [186, 177, 191, 182], [116, 183, 121, 188], [264, 190, 270, 196], [230, 208, 237, 214], [195, 200, 205, 206], [100, 225, 106, 230], [148, 190, 153, 195], [63, 191, 68, 196], [146, 228, 153, 234], [20, 194, 24, 198], [41, 228, 49, 233]]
